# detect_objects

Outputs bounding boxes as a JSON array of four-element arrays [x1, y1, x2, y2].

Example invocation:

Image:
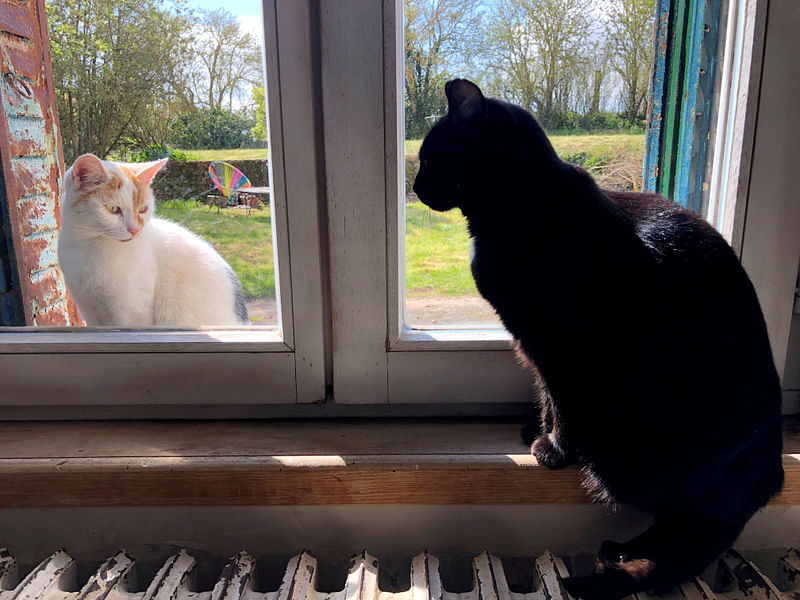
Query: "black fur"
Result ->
[[413, 79, 784, 600]]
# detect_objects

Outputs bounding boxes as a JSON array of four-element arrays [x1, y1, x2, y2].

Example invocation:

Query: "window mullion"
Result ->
[[263, 0, 328, 403], [322, 2, 389, 404]]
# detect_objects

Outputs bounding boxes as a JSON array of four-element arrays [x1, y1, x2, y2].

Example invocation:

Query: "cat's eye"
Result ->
[[138, 205, 148, 214], [105, 205, 121, 214]]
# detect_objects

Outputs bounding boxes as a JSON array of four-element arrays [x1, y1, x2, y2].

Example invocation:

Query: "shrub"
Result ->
[[545, 111, 646, 135], [128, 143, 192, 162], [562, 151, 607, 169], [168, 109, 257, 150]]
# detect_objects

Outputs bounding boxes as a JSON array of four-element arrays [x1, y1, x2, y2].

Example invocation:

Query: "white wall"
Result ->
[[739, 0, 800, 394]]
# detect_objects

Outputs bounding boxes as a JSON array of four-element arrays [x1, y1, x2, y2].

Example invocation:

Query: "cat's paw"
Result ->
[[531, 433, 572, 469], [596, 540, 630, 570], [520, 422, 540, 445]]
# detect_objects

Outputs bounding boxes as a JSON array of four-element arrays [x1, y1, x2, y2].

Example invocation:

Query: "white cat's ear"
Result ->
[[71, 154, 108, 189], [133, 158, 168, 188], [445, 79, 487, 122]]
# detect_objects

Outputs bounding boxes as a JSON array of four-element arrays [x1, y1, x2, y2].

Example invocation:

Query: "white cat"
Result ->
[[58, 153, 249, 327]]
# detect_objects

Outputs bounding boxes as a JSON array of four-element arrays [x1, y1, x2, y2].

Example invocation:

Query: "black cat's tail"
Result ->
[[561, 514, 743, 600]]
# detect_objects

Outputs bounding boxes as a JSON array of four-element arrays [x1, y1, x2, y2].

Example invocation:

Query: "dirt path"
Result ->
[[246, 295, 500, 327]]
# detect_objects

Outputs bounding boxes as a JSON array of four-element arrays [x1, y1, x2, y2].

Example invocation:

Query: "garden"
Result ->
[[159, 132, 644, 326]]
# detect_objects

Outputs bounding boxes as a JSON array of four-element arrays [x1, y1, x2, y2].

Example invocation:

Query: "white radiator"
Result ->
[[0, 548, 797, 600]]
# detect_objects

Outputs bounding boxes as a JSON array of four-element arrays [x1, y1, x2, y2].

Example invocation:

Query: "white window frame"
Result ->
[[1, 0, 796, 415], [0, 2, 327, 410], [324, 0, 799, 410], [323, 1, 531, 405]]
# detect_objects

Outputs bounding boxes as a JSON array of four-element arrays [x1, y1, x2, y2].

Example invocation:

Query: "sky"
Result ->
[[185, 0, 264, 42]]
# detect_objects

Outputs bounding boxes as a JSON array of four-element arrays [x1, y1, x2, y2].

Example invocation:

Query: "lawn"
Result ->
[[407, 132, 646, 192], [177, 148, 269, 161], [156, 199, 274, 298], [405, 202, 478, 297], [154, 198, 473, 300], [162, 133, 645, 302], [405, 132, 644, 157]]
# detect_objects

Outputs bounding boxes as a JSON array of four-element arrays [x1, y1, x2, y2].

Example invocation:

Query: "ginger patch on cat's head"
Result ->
[[69, 154, 118, 206], [117, 165, 150, 227], [66, 156, 166, 223], [124, 159, 168, 224]]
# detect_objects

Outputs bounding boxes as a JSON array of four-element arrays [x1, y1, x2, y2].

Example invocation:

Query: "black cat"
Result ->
[[413, 79, 784, 600]]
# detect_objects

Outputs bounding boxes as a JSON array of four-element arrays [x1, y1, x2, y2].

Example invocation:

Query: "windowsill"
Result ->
[[0, 418, 798, 508]]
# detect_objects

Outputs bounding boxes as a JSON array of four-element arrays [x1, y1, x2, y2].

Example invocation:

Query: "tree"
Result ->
[[606, 0, 656, 123], [189, 8, 263, 112], [577, 41, 614, 115], [404, 0, 482, 139], [251, 84, 267, 143], [168, 108, 255, 149], [485, 0, 595, 130], [47, 0, 192, 162]]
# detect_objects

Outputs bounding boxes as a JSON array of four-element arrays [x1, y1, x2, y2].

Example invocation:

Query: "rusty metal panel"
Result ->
[[0, 0, 79, 325], [0, 3, 37, 40]]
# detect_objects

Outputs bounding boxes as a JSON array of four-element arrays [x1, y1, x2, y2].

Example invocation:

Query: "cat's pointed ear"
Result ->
[[445, 79, 487, 122], [71, 154, 108, 190], [133, 158, 168, 188]]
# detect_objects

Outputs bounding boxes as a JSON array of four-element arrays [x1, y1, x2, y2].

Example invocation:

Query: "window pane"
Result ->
[[0, 0, 278, 328], [403, 0, 659, 329]]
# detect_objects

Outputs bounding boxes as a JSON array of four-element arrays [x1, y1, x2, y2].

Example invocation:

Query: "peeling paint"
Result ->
[[643, 0, 671, 192], [1, 1, 74, 325], [8, 114, 47, 156], [1, 83, 45, 120], [15, 193, 58, 237]]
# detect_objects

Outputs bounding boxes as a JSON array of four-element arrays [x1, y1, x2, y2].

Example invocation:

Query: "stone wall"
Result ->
[[151, 160, 270, 202]]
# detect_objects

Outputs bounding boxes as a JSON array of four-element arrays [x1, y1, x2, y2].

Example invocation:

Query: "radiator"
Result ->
[[0, 547, 797, 600]]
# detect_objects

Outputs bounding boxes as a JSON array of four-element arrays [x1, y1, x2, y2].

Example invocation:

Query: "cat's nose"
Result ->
[[127, 226, 140, 237]]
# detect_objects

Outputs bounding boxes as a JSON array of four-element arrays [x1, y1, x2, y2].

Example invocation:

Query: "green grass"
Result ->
[[405, 202, 478, 297], [154, 198, 474, 300], [403, 132, 647, 298], [405, 139, 423, 155], [156, 199, 274, 298], [176, 148, 269, 161], [548, 133, 644, 158], [406, 133, 644, 161], [408, 132, 646, 192], [159, 133, 645, 302]]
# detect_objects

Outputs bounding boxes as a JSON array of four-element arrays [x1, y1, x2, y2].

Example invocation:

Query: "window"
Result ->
[[0, 0, 796, 414], [0, 1, 326, 408]]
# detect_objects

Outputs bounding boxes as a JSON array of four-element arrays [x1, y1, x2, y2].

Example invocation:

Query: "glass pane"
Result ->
[[0, 0, 277, 328], [403, 0, 656, 329]]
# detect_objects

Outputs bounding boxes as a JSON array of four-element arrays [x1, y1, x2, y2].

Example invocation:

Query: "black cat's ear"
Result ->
[[445, 79, 487, 122]]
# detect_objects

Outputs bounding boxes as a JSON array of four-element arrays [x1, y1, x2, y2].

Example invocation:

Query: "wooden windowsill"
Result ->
[[0, 418, 798, 508]]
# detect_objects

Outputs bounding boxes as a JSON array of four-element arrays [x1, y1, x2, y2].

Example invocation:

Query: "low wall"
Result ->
[[152, 157, 421, 203], [151, 160, 270, 202]]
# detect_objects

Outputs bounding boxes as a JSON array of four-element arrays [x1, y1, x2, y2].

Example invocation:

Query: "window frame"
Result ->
[[324, 0, 798, 410], [0, 0, 327, 410], [321, 1, 532, 406], [1, 0, 796, 416]]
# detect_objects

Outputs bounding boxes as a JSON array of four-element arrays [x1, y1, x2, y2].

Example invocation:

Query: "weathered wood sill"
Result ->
[[0, 418, 798, 507]]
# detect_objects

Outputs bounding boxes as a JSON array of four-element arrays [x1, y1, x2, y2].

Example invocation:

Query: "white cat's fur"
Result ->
[[58, 153, 248, 327]]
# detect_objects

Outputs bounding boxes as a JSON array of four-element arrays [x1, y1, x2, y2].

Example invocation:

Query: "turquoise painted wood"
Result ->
[[686, 0, 722, 216], [643, 0, 672, 193], [644, 0, 722, 218], [675, 0, 705, 205]]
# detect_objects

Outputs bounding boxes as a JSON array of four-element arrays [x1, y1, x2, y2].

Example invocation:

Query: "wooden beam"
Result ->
[[0, 419, 798, 508]]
